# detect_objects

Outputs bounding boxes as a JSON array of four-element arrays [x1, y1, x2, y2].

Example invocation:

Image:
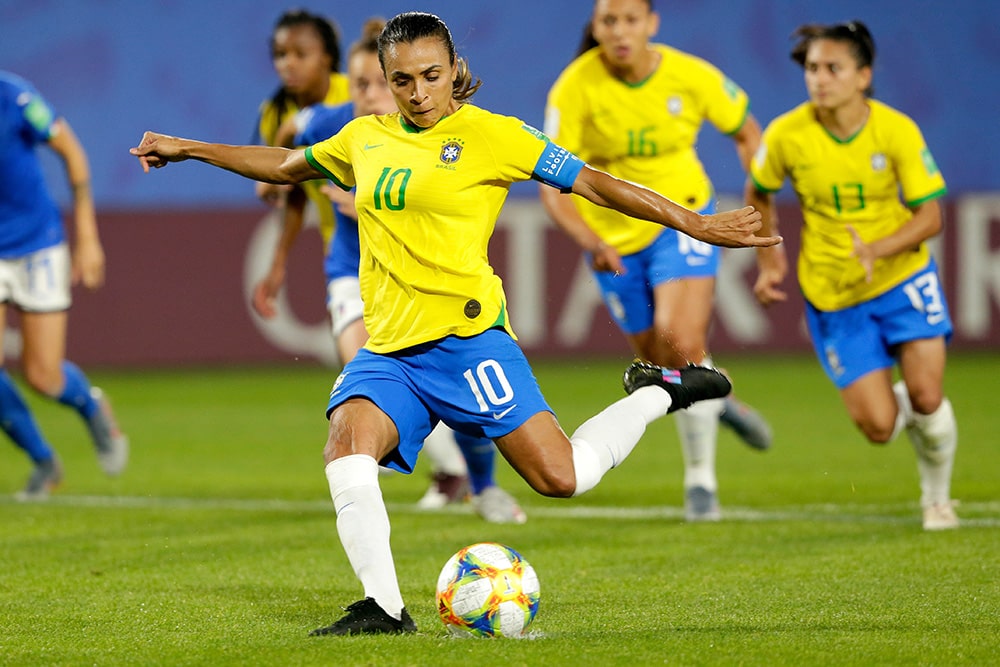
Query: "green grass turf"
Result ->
[[1, 354, 998, 666]]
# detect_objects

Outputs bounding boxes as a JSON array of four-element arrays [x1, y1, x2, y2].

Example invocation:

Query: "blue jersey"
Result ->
[[0, 72, 66, 257], [295, 102, 360, 282]]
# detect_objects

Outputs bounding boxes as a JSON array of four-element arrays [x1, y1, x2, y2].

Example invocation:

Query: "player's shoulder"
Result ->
[[656, 44, 721, 77], [459, 104, 537, 134], [868, 99, 919, 129], [447, 105, 545, 151], [0, 70, 33, 101], [304, 101, 354, 127], [552, 48, 606, 88], [766, 102, 815, 135]]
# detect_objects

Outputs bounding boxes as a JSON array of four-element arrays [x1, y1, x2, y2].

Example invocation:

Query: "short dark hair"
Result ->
[[790, 20, 876, 95]]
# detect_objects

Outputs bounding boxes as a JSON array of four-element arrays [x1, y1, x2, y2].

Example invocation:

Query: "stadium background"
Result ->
[[2, 0, 998, 365]]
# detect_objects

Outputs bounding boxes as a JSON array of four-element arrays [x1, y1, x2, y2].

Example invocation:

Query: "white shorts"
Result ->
[[327, 276, 364, 339], [0, 243, 71, 312]]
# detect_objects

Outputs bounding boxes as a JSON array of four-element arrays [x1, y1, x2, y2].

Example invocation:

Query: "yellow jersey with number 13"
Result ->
[[305, 104, 555, 353], [751, 99, 947, 311]]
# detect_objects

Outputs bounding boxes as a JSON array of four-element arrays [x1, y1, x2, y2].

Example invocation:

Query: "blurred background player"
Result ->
[[253, 18, 526, 523], [746, 21, 958, 530], [0, 71, 128, 499], [251, 8, 348, 270], [540, 0, 772, 521]]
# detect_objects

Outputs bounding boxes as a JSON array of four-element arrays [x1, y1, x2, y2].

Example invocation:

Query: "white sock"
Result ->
[[421, 423, 468, 476], [325, 454, 405, 619], [570, 386, 671, 496], [907, 398, 957, 507], [890, 380, 913, 441], [675, 396, 724, 491]]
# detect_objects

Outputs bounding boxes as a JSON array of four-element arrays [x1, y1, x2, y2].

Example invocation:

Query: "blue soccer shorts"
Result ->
[[590, 200, 720, 334], [325, 328, 553, 473], [805, 258, 953, 389]]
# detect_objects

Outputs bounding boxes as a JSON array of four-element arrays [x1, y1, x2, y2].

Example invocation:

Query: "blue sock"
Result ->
[[56, 361, 98, 420], [454, 431, 497, 495], [0, 369, 54, 463]]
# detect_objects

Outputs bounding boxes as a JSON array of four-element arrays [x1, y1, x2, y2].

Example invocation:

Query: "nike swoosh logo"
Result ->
[[363, 143, 384, 150], [492, 405, 517, 420]]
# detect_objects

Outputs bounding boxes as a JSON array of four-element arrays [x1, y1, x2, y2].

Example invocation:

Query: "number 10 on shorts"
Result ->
[[463, 360, 515, 413]]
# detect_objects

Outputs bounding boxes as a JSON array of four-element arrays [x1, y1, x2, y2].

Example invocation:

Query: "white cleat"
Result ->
[[473, 486, 527, 524], [922, 501, 959, 531]]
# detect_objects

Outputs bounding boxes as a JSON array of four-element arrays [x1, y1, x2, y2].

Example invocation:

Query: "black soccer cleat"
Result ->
[[622, 361, 732, 413], [309, 597, 417, 636]]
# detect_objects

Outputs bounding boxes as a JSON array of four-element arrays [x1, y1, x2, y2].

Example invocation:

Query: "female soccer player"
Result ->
[[0, 71, 128, 499], [257, 18, 527, 524], [131, 11, 778, 635], [540, 0, 772, 522], [251, 8, 349, 279], [745, 21, 958, 531]]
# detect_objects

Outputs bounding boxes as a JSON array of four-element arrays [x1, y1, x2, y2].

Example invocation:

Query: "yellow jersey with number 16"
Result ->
[[544, 44, 750, 255], [750, 99, 947, 311]]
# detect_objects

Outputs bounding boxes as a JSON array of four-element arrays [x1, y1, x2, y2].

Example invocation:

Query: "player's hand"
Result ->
[[846, 225, 874, 283], [255, 182, 292, 207], [129, 131, 185, 173], [589, 241, 625, 275], [320, 183, 358, 220], [695, 206, 781, 249], [753, 244, 788, 306], [71, 237, 106, 290], [251, 266, 286, 319]]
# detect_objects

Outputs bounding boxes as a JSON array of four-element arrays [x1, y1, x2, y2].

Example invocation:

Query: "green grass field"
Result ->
[[2, 354, 998, 666]]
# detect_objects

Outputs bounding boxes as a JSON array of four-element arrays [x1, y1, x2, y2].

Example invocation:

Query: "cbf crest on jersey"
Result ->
[[871, 152, 887, 172], [440, 138, 464, 165], [667, 95, 682, 116]]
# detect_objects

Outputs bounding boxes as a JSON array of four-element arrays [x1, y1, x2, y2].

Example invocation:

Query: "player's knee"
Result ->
[[650, 330, 704, 366], [530, 470, 576, 498], [857, 417, 895, 444], [322, 417, 354, 464], [22, 363, 60, 396], [908, 386, 943, 415]]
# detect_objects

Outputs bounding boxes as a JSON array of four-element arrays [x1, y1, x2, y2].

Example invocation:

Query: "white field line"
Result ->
[[4, 494, 1000, 527]]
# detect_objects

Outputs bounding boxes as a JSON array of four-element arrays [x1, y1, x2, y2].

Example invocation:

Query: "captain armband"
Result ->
[[532, 142, 585, 193]]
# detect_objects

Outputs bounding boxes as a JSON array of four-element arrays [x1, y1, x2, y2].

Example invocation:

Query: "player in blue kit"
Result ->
[[132, 12, 777, 636], [0, 71, 128, 499]]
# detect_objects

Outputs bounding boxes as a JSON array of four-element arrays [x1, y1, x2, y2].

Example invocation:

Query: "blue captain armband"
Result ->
[[532, 142, 585, 193]]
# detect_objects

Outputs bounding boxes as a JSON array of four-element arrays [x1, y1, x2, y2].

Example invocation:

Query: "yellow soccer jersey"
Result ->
[[256, 72, 349, 246], [751, 100, 947, 311], [544, 44, 749, 254], [305, 104, 553, 353]]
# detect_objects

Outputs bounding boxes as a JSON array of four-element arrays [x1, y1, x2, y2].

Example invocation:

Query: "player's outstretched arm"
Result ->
[[129, 132, 321, 184], [570, 165, 781, 249]]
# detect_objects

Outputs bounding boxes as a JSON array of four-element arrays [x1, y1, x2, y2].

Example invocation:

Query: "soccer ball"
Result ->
[[435, 542, 541, 638]]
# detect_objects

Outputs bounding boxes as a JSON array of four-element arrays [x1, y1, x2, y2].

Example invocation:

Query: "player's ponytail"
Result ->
[[451, 57, 481, 102]]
